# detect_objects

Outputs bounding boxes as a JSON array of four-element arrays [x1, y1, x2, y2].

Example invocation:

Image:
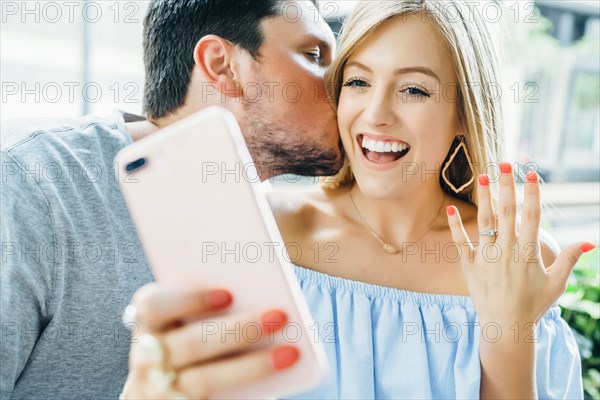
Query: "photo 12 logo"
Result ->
[[1, 1, 142, 24]]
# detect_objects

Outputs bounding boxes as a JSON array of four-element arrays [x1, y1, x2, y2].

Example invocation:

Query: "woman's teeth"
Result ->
[[358, 135, 411, 164], [361, 137, 409, 153]]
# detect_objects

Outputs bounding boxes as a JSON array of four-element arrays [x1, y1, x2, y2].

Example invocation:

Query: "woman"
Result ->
[[123, 1, 592, 398]]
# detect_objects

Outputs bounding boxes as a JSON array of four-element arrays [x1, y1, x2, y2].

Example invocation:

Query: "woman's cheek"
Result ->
[[336, 99, 356, 141]]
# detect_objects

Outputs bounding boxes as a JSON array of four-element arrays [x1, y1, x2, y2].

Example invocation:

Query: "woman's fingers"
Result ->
[[126, 303, 294, 398], [127, 344, 299, 399], [519, 170, 542, 247], [496, 162, 518, 246], [549, 242, 597, 289], [131, 283, 233, 331], [476, 174, 496, 246], [163, 309, 288, 369], [176, 345, 300, 399], [446, 205, 473, 257]]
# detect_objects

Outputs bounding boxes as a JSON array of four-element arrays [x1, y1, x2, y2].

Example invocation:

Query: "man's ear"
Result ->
[[193, 35, 242, 99]]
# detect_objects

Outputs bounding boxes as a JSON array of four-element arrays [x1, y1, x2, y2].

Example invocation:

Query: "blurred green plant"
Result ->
[[559, 251, 600, 399]]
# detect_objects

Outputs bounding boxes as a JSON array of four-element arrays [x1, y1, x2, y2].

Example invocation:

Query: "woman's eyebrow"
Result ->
[[346, 61, 440, 83]]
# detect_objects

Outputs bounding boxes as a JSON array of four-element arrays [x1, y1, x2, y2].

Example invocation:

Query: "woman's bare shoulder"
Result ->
[[267, 185, 348, 242]]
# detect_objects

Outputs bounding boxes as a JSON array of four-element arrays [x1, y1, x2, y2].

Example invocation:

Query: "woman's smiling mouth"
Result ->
[[357, 134, 411, 165]]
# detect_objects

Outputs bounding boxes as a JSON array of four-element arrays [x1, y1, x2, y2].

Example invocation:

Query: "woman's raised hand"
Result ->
[[446, 162, 596, 328]]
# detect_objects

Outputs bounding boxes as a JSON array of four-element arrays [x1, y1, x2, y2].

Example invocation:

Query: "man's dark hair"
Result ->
[[142, 0, 317, 119]]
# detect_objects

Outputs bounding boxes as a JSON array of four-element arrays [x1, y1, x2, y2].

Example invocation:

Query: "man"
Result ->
[[1, 1, 341, 398]]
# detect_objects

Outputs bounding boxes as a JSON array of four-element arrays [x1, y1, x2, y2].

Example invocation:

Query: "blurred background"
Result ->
[[1, 1, 599, 396]]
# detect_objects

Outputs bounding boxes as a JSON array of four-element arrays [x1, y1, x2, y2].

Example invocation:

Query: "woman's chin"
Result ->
[[354, 175, 408, 201]]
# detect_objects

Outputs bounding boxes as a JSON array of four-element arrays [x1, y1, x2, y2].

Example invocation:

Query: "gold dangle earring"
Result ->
[[441, 135, 474, 193]]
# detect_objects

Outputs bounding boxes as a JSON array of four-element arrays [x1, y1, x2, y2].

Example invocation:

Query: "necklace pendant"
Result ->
[[383, 243, 399, 254]]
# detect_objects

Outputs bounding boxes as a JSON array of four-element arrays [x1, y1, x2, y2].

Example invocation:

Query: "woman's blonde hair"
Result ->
[[322, 0, 504, 206]]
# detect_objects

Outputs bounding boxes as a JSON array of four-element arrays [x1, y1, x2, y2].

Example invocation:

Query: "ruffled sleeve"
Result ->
[[535, 311, 583, 399]]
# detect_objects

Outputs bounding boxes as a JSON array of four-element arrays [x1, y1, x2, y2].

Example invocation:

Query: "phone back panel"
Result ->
[[115, 107, 328, 399]]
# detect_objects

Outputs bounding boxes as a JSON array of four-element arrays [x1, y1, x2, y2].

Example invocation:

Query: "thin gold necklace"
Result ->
[[348, 186, 446, 255]]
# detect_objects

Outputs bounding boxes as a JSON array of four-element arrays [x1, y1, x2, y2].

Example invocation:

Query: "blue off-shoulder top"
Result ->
[[288, 265, 583, 399]]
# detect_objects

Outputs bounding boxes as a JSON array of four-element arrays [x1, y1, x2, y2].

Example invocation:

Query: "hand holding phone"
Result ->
[[116, 107, 328, 399]]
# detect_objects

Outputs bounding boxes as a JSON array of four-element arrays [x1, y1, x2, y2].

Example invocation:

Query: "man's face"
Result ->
[[235, 1, 343, 178]]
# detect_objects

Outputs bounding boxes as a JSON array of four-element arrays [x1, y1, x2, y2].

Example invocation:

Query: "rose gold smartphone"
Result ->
[[115, 107, 328, 399]]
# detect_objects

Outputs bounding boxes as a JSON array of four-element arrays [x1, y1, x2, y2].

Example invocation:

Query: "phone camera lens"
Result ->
[[125, 158, 147, 172]]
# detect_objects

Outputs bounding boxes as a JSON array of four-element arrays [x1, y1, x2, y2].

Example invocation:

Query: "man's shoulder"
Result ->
[[1, 111, 131, 159]]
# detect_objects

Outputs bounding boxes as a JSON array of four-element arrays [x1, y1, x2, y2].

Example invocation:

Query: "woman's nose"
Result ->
[[362, 88, 397, 127]]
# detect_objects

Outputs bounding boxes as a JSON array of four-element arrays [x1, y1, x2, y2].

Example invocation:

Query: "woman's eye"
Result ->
[[402, 86, 430, 97], [342, 78, 369, 88]]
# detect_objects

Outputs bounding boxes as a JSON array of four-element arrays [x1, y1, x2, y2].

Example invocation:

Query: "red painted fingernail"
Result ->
[[581, 242, 596, 253], [478, 175, 489, 186], [206, 289, 233, 309], [270, 345, 299, 370], [526, 170, 538, 183], [446, 206, 456, 216], [500, 162, 512, 174], [261, 310, 288, 334]]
